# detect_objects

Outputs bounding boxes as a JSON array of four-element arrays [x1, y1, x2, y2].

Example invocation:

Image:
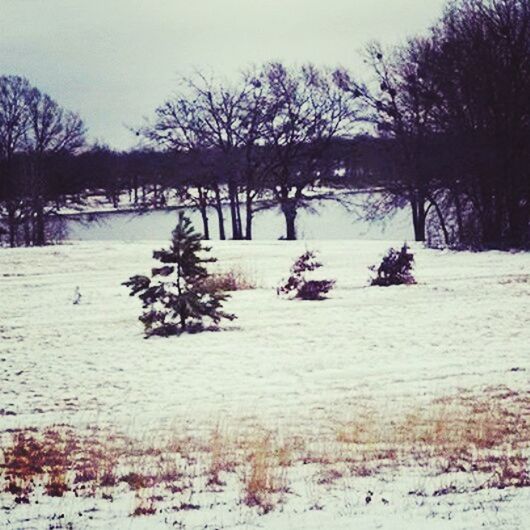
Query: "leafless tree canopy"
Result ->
[[141, 63, 364, 240], [351, 0, 529, 248], [0, 75, 86, 246]]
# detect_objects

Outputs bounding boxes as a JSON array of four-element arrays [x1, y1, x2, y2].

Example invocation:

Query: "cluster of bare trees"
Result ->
[[1, 0, 527, 249], [140, 63, 364, 240], [0, 75, 86, 246], [139, 0, 528, 248], [353, 0, 529, 248]]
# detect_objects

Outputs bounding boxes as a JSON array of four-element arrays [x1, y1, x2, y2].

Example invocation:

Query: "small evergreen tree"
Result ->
[[278, 251, 335, 300], [370, 244, 416, 286], [123, 213, 236, 337]]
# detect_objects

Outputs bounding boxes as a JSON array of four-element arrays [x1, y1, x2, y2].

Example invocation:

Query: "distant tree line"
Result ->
[[1, 0, 528, 249]]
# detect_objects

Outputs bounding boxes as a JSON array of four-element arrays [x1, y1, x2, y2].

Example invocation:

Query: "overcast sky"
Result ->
[[0, 0, 446, 149]]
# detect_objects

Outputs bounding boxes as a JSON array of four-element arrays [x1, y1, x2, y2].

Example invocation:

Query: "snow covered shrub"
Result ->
[[370, 244, 416, 287], [123, 213, 236, 337], [278, 251, 335, 300]]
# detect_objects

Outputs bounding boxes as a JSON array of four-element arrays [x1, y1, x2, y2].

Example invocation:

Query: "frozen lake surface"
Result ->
[[64, 198, 413, 241]]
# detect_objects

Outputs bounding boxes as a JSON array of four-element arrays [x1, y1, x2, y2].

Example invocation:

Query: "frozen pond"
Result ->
[[65, 197, 412, 241]]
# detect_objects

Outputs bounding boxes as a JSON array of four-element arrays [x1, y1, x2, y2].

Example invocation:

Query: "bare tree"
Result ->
[[24, 88, 86, 244], [233, 69, 268, 239], [358, 40, 446, 242], [142, 87, 227, 239], [143, 70, 271, 240], [171, 72, 269, 240], [0, 76, 31, 246], [258, 63, 362, 239], [0, 76, 86, 246]]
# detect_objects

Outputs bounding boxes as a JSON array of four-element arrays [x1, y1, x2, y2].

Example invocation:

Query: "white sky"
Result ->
[[0, 0, 446, 149]]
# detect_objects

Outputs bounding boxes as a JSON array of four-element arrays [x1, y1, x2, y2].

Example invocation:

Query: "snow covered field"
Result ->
[[1, 240, 529, 529]]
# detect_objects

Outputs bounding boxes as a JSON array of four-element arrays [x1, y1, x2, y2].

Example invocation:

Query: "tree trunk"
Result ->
[[410, 195, 426, 242], [452, 188, 465, 243], [505, 177, 525, 247], [214, 185, 226, 240], [281, 201, 297, 240], [34, 213, 45, 246], [481, 200, 502, 248], [7, 204, 17, 248], [228, 178, 242, 240], [235, 190, 243, 238], [429, 198, 450, 246], [33, 197, 46, 246], [478, 181, 501, 248], [24, 214, 31, 246], [197, 187, 210, 240], [245, 190, 253, 240]]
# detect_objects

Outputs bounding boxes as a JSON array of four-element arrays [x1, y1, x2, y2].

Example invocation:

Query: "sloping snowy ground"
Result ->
[[0, 240, 529, 528]]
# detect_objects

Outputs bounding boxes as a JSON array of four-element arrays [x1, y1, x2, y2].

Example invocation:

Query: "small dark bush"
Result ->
[[370, 244, 416, 287], [278, 251, 335, 300]]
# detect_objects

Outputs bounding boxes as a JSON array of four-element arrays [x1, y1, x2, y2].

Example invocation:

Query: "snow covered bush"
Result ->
[[123, 213, 236, 337], [278, 251, 335, 300], [370, 244, 416, 287]]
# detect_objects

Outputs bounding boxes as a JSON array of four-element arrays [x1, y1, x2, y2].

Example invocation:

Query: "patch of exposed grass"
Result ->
[[202, 265, 258, 291], [1, 387, 528, 518], [241, 434, 288, 513]]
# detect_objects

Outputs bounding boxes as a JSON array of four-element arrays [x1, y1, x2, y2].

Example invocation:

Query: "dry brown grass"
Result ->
[[132, 491, 158, 517], [331, 387, 530, 489], [241, 434, 288, 513], [1, 387, 529, 517], [202, 266, 258, 291], [206, 426, 236, 488], [336, 389, 528, 452], [1, 429, 79, 503]]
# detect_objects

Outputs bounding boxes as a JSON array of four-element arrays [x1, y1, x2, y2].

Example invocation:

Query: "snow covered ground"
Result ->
[[1, 240, 529, 528]]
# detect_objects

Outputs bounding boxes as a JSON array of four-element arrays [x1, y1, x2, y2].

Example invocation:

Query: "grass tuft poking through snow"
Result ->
[[242, 433, 288, 514], [201, 265, 259, 292]]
